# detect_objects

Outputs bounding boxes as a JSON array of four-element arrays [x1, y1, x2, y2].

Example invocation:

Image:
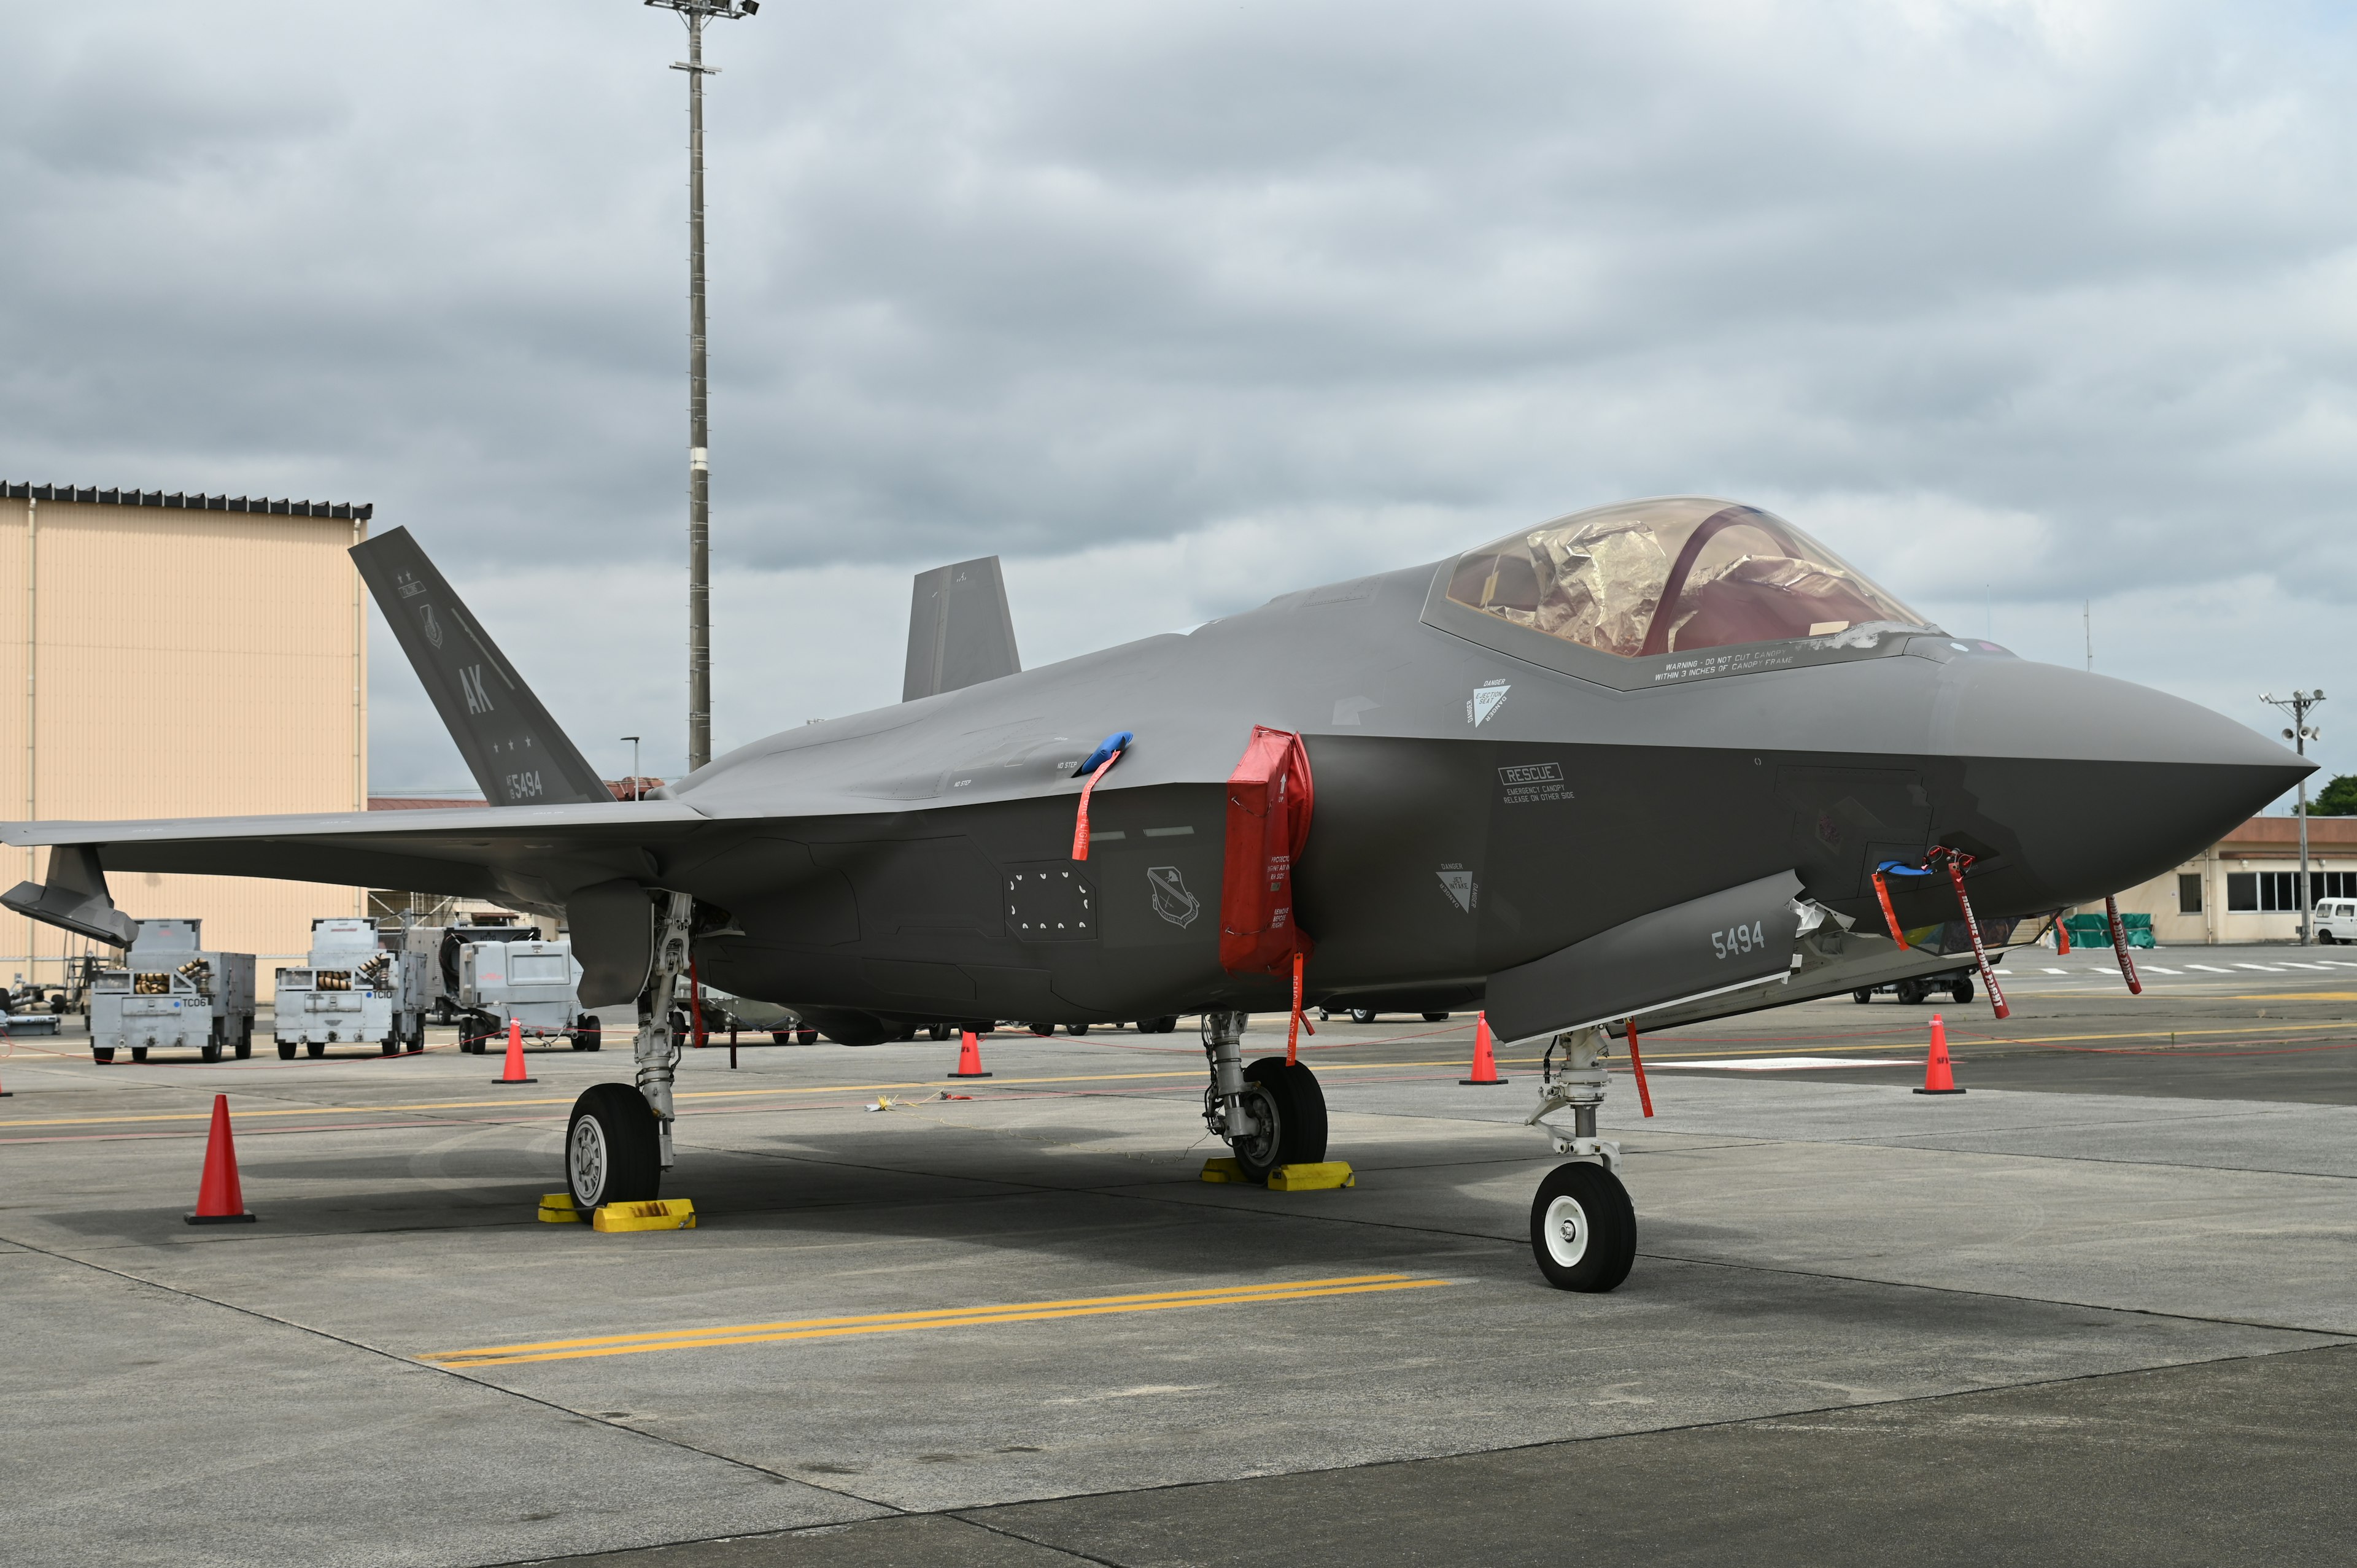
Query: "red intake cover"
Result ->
[[1219, 726, 1315, 976]]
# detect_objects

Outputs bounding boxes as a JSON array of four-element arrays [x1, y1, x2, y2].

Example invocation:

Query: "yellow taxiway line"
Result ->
[[422, 1273, 1452, 1367], [1, 1016, 2353, 1133]]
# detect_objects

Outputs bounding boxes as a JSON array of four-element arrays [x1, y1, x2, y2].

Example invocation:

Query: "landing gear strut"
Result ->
[[564, 890, 691, 1213], [1199, 1010, 1327, 1184], [1524, 1024, 1637, 1292]]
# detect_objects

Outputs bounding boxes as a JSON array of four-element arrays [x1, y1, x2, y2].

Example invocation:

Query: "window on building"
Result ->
[[2260, 871, 2301, 911], [2309, 871, 2357, 903], [2178, 874, 2203, 914], [2227, 873, 2257, 911]]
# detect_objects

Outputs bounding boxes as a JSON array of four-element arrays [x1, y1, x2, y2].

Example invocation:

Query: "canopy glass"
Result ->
[[1444, 498, 1936, 660]]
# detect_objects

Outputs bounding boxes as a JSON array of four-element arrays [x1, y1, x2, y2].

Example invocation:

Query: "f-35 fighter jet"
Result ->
[[4, 497, 2304, 1289]]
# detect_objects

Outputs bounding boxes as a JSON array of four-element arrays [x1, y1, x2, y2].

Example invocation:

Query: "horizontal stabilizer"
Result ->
[[904, 555, 1021, 702], [1485, 871, 1805, 1044], [350, 527, 611, 807], [1, 843, 139, 946]]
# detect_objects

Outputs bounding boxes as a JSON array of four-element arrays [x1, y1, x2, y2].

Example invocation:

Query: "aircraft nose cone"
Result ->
[[1933, 657, 2309, 913]]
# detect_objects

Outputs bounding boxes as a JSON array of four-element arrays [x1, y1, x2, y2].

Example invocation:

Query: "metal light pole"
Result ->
[[621, 736, 642, 800], [2261, 690, 2326, 944], [644, 0, 757, 773]]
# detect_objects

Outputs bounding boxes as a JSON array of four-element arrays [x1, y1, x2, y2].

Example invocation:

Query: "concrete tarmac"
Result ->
[[1, 952, 2351, 1566]]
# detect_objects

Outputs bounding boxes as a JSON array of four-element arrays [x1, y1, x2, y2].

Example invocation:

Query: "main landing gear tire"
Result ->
[[567, 1083, 662, 1213], [1231, 1057, 1329, 1185], [1530, 1161, 1636, 1293]]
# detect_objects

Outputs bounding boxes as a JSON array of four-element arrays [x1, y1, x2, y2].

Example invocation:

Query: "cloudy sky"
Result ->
[[4, 0, 2353, 800]]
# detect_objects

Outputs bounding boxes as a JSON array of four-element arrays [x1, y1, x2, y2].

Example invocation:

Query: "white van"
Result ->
[[2316, 900, 2357, 944]]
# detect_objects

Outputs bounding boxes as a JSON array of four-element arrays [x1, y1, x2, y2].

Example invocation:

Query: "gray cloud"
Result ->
[[4, 0, 2354, 795]]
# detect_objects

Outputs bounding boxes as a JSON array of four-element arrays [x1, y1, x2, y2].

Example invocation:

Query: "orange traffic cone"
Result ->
[[1460, 1012, 1507, 1085], [493, 1019, 536, 1084], [1916, 1013, 1965, 1095], [949, 1028, 991, 1079], [184, 1093, 257, 1225]]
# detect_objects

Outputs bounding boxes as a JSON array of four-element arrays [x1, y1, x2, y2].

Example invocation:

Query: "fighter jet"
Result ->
[[4, 497, 2306, 1290]]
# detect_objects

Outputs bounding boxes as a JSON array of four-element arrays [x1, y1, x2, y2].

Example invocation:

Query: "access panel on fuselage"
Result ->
[[1299, 736, 1813, 992]]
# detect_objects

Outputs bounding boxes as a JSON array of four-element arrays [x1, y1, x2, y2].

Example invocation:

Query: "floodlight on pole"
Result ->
[[2261, 689, 2327, 945], [643, 0, 756, 774]]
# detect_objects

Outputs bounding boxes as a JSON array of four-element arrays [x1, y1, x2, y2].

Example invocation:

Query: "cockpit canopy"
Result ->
[[1444, 498, 1936, 660]]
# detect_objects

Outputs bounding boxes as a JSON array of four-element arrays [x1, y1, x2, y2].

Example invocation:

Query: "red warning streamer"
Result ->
[[1286, 951, 1315, 1065], [1873, 869, 1910, 949], [1623, 1018, 1654, 1118], [1070, 750, 1123, 861], [2104, 895, 2144, 996], [1938, 852, 2010, 1021]]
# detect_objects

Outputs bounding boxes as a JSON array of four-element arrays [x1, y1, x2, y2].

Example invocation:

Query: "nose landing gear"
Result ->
[[1525, 1023, 1637, 1292]]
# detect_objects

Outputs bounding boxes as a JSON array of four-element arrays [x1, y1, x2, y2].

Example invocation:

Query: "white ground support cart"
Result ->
[[274, 917, 432, 1060], [455, 937, 600, 1053], [88, 918, 256, 1064]]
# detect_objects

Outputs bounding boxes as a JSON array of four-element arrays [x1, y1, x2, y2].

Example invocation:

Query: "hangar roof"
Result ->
[[4, 481, 371, 520]]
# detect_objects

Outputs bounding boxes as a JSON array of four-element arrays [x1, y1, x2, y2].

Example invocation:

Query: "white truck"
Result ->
[[88, 918, 256, 1064], [274, 917, 432, 1060], [455, 937, 600, 1053]]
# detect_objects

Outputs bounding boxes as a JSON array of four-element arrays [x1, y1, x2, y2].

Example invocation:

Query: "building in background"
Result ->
[[2077, 816, 2357, 945], [3, 482, 371, 995]]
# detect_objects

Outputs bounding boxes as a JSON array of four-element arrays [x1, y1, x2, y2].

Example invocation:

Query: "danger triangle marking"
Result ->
[[1469, 685, 1510, 726]]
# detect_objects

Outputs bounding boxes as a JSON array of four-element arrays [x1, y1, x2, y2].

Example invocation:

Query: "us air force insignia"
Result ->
[[1148, 865, 1200, 928], [1467, 681, 1509, 726]]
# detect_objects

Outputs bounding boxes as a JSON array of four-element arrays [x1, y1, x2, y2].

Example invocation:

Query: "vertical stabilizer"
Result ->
[[350, 528, 611, 807], [903, 555, 1021, 701]]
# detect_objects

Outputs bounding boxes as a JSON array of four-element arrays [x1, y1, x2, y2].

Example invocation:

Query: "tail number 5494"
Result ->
[[1711, 919, 1767, 960]]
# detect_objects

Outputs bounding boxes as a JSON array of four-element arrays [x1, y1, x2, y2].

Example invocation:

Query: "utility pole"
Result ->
[[2083, 600, 2092, 671], [2261, 690, 2326, 944], [644, 0, 757, 773], [621, 736, 642, 800]]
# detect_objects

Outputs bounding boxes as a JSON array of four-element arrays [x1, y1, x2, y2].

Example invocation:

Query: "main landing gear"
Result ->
[[565, 890, 692, 1214], [1523, 1024, 1637, 1292], [1199, 1010, 1327, 1184]]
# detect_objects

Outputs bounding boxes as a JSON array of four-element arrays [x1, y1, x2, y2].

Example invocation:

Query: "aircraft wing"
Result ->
[[2, 800, 713, 920]]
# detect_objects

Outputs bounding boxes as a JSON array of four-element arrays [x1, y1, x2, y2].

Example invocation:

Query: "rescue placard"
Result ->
[[1219, 725, 1315, 976]]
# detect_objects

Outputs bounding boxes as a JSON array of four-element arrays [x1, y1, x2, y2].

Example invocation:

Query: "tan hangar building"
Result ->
[[4, 481, 371, 995], [2073, 814, 2357, 945]]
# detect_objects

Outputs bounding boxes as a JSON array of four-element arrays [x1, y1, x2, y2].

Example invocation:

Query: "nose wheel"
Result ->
[[1526, 1022, 1638, 1291], [1529, 1161, 1636, 1291]]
